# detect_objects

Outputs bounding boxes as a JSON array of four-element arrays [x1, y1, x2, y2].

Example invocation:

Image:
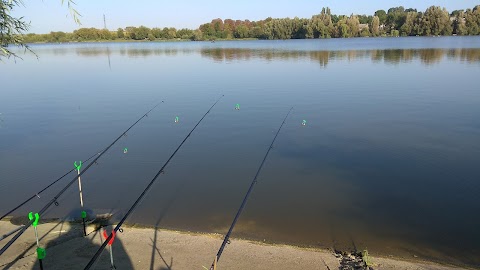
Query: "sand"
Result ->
[[0, 220, 470, 270]]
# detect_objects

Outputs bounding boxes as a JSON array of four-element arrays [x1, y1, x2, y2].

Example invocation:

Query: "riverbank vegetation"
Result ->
[[21, 5, 480, 44]]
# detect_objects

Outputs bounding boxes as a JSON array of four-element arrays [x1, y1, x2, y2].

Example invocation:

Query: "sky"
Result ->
[[13, 0, 480, 34]]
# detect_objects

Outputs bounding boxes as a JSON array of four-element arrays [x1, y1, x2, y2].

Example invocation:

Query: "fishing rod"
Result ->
[[209, 107, 292, 270], [84, 95, 223, 270], [0, 150, 102, 222], [0, 102, 162, 256]]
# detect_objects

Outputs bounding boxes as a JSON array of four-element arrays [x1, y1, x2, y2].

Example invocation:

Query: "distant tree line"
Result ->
[[23, 5, 480, 43]]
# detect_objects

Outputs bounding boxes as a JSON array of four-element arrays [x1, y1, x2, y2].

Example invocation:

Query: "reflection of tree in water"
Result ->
[[76, 47, 193, 58], [371, 48, 479, 65], [199, 47, 480, 67], [309, 51, 330, 67], [448, 48, 480, 63], [70, 46, 480, 66], [418, 49, 445, 65]]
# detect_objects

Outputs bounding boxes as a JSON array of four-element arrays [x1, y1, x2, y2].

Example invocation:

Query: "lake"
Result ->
[[1, 37, 480, 267]]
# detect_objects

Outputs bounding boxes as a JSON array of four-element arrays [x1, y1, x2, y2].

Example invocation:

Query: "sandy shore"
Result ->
[[0, 220, 470, 270]]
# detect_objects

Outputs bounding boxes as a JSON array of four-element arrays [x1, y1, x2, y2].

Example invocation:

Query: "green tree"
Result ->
[[451, 10, 464, 17], [386, 6, 407, 34], [375, 10, 387, 25], [453, 11, 467, 35], [1, 0, 79, 59], [234, 24, 249, 38], [312, 7, 334, 38], [151, 28, 161, 38], [1, 0, 32, 58], [250, 26, 264, 39], [117, 28, 125, 39], [370, 16, 380, 36], [336, 18, 350, 38], [49, 31, 67, 42], [465, 8, 480, 35], [132, 26, 150, 40], [99, 29, 112, 40], [199, 23, 214, 37], [191, 29, 203, 41], [421, 6, 453, 35], [177, 28, 193, 39], [304, 22, 314, 38], [346, 15, 360, 37], [360, 27, 371, 37], [73, 28, 100, 40], [400, 11, 418, 36]]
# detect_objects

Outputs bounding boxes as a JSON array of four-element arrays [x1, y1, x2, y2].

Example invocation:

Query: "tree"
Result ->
[[117, 28, 125, 39], [49, 31, 67, 42], [453, 11, 467, 35], [451, 10, 464, 17], [312, 7, 334, 38], [191, 29, 203, 41], [336, 18, 350, 38], [346, 15, 360, 37], [360, 27, 371, 37], [199, 23, 214, 37], [421, 6, 452, 36], [465, 8, 480, 35], [1, 0, 79, 59], [177, 28, 193, 39], [151, 28, 161, 38], [386, 6, 407, 34], [161, 27, 177, 39], [99, 29, 112, 40], [375, 10, 387, 25], [234, 24, 249, 38], [370, 16, 380, 36], [400, 11, 418, 36], [1, 0, 32, 58], [130, 26, 150, 40]]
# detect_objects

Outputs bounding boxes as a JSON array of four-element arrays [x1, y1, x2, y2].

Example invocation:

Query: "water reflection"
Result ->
[[66, 46, 480, 67], [199, 48, 480, 66], [74, 47, 194, 58]]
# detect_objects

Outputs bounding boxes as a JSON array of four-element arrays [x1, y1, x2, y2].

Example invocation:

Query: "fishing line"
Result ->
[[209, 107, 292, 269], [0, 102, 162, 256], [84, 95, 223, 269], [0, 150, 101, 222]]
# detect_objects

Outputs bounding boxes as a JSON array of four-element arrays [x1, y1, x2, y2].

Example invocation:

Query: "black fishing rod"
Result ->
[[0, 102, 162, 256], [0, 150, 103, 222], [209, 107, 292, 270], [84, 95, 223, 270]]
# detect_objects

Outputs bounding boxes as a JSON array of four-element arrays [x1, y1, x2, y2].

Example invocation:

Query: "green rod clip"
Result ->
[[74, 161, 82, 171], [28, 212, 40, 227]]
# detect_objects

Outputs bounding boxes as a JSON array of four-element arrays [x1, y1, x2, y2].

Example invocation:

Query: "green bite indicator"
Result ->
[[37, 247, 46, 260]]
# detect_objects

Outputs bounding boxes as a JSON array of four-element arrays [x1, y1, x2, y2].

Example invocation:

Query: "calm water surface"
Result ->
[[1, 37, 480, 267]]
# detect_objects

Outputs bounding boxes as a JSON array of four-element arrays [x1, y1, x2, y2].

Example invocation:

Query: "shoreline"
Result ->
[[0, 219, 473, 270]]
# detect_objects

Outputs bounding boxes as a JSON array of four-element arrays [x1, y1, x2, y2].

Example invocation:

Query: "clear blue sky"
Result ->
[[14, 0, 479, 34]]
